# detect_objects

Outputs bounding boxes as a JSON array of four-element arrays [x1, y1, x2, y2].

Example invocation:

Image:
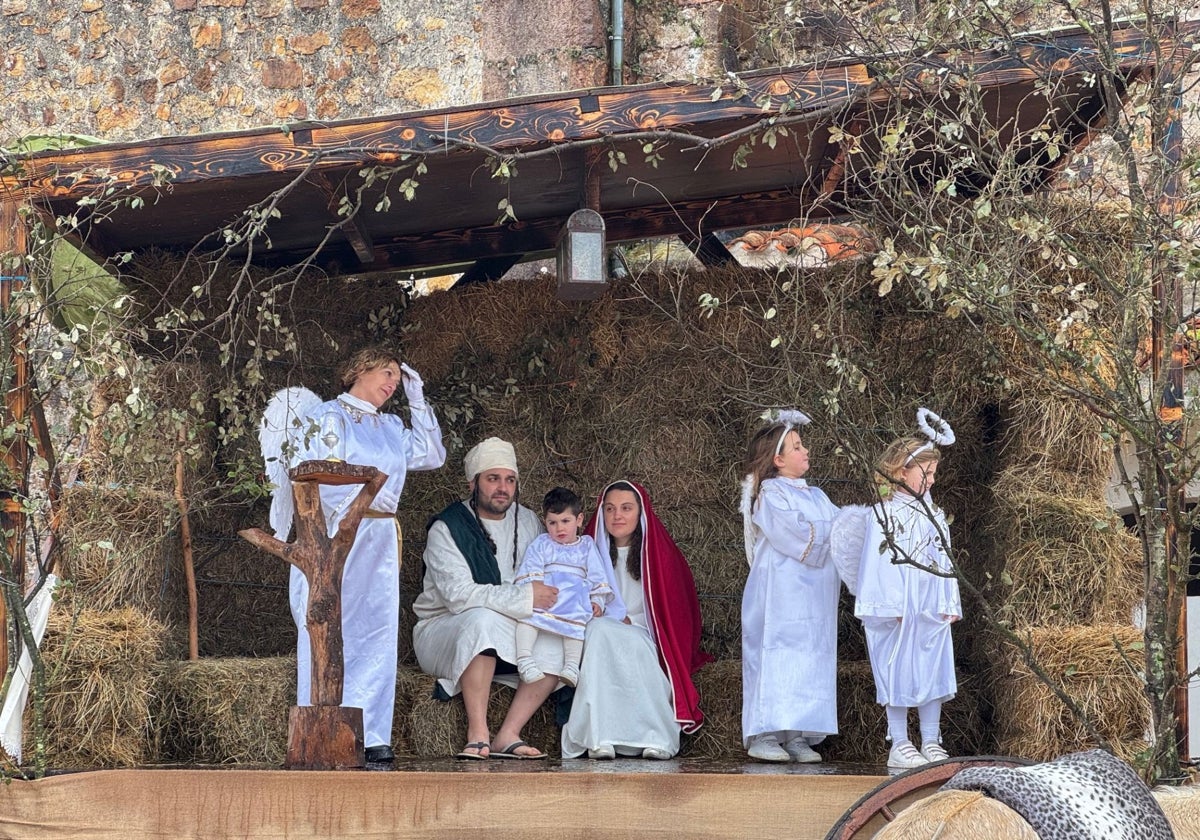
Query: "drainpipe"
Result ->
[[610, 0, 624, 85]]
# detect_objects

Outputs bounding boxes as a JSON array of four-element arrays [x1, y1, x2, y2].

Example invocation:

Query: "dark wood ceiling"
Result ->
[[5, 21, 1196, 282]]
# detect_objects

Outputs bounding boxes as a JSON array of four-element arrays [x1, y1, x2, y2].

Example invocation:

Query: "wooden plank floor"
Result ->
[[0, 761, 888, 839]]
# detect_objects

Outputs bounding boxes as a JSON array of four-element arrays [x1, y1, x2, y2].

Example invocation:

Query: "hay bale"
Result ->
[[1154, 786, 1200, 840], [156, 657, 293, 765], [873, 789, 1039, 840], [992, 625, 1150, 762], [35, 607, 167, 768], [403, 672, 563, 758], [58, 485, 182, 619], [192, 535, 294, 658], [682, 659, 741, 759], [990, 482, 1142, 627], [997, 394, 1112, 493]]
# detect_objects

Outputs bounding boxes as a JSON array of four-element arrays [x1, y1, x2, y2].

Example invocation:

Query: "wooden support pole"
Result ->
[[173, 449, 199, 661], [0, 199, 30, 678], [239, 460, 386, 769]]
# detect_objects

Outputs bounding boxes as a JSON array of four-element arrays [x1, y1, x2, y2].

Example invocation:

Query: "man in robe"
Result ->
[[412, 437, 561, 759]]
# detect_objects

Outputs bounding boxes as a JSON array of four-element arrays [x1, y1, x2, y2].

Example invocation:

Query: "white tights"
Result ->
[[886, 700, 943, 746]]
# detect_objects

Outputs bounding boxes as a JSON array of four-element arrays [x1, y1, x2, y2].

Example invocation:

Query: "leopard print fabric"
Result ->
[[942, 749, 1175, 840]]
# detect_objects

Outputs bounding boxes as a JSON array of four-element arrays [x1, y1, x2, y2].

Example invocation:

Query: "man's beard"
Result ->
[[474, 486, 514, 518]]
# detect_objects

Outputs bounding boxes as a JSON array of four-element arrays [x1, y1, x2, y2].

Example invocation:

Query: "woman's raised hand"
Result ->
[[400, 363, 426, 408]]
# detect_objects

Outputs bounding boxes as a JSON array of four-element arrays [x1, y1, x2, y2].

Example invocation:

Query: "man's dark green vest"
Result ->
[[426, 501, 501, 585]]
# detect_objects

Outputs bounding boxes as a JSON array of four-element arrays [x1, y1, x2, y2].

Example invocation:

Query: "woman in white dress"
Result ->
[[561, 480, 710, 760], [288, 346, 446, 763]]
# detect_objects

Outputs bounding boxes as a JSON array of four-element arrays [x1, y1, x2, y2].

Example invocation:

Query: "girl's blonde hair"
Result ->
[[744, 423, 790, 506], [339, 345, 403, 389], [876, 435, 940, 497]]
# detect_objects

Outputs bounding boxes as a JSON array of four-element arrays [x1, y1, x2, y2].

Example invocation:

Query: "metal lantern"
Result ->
[[556, 208, 607, 301]]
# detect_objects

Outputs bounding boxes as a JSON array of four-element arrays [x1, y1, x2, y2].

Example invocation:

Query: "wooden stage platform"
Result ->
[[0, 758, 889, 839]]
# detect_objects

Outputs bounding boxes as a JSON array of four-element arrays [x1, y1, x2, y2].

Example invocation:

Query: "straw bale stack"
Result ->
[[996, 394, 1113, 495], [156, 657, 294, 765], [192, 533, 294, 658], [992, 625, 1150, 762], [34, 607, 167, 768], [989, 479, 1141, 628], [58, 484, 181, 621]]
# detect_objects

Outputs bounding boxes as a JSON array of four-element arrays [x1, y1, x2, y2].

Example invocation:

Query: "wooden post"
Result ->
[[0, 199, 30, 678], [173, 449, 199, 661], [239, 460, 387, 770]]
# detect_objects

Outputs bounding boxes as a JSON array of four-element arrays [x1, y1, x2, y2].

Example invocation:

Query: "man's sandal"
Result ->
[[491, 740, 547, 760], [455, 741, 490, 760]]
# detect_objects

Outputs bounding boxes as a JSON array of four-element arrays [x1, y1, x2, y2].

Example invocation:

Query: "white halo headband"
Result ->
[[905, 407, 955, 465], [760, 408, 812, 455]]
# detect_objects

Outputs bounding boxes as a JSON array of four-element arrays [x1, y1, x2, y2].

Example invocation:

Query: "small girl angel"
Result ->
[[740, 409, 842, 763], [854, 408, 961, 770]]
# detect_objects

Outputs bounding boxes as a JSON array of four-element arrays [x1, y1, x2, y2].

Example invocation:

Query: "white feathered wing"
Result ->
[[260, 386, 322, 539], [829, 504, 872, 596]]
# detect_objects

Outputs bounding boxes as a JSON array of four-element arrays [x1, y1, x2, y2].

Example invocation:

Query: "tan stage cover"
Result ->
[[0, 768, 882, 839]]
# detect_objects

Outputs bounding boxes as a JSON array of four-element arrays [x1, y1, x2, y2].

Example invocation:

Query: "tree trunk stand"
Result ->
[[240, 460, 387, 770]]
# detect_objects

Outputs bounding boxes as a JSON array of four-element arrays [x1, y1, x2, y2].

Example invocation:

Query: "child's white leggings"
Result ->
[[886, 700, 943, 745]]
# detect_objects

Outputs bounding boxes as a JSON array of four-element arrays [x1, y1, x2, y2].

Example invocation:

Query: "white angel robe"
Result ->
[[561, 545, 681, 758], [289, 393, 445, 749], [854, 493, 961, 708], [741, 476, 841, 745], [515, 534, 614, 640], [412, 502, 565, 696]]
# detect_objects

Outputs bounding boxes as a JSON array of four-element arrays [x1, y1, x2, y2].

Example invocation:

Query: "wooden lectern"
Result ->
[[240, 460, 387, 770]]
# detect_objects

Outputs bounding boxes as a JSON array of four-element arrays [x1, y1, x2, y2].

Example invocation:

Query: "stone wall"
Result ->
[[0, 0, 749, 144]]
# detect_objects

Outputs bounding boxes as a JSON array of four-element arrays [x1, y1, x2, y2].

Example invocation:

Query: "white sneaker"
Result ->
[[747, 733, 790, 763], [920, 742, 950, 762], [887, 741, 930, 770], [642, 747, 673, 760], [588, 744, 616, 760], [559, 663, 580, 687], [783, 736, 822, 763]]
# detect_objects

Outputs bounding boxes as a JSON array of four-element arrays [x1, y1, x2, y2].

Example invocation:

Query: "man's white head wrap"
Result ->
[[905, 407, 955, 465], [464, 436, 519, 481]]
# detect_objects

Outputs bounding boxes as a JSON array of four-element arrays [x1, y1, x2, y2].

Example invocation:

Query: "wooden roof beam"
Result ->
[[311, 174, 374, 265]]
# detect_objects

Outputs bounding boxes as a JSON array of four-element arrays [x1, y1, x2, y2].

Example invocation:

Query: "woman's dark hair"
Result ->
[[603, 480, 643, 582]]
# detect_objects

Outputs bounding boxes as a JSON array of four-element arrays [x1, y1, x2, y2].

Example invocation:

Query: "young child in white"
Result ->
[[855, 409, 961, 770], [740, 410, 841, 763], [514, 487, 615, 687]]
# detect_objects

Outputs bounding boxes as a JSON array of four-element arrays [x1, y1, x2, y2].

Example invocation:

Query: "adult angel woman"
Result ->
[[561, 480, 710, 759], [260, 346, 446, 763]]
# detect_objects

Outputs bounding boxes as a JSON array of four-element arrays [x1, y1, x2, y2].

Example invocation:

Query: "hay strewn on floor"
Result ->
[[33, 607, 167, 768], [992, 624, 1150, 762]]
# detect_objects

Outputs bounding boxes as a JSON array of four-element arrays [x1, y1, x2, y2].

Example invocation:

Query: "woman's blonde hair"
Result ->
[[339, 345, 403, 389], [876, 435, 940, 497]]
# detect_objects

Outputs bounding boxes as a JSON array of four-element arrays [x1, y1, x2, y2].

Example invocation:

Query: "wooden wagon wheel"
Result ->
[[824, 756, 1035, 840]]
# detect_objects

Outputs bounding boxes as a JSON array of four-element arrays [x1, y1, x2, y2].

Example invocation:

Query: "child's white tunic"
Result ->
[[854, 493, 961, 707], [741, 476, 841, 744], [289, 393, 446, 749], [515, 534, 614, 640]]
